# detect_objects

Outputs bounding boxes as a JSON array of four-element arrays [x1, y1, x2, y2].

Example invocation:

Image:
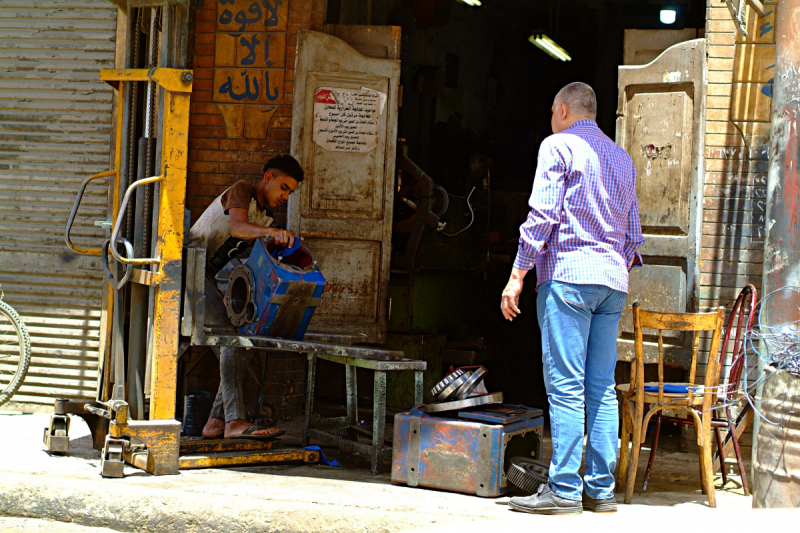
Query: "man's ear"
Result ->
[[263, 171, 273, 184]]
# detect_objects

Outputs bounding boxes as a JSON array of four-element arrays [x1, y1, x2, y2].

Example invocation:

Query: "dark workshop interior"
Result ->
[[305, 0, 707, 417]]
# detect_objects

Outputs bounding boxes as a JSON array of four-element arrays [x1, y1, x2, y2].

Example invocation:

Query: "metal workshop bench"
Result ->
[[303, 354, 426, 474]]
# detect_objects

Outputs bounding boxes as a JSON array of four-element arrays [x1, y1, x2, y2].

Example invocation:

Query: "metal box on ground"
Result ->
[[391, 405, 543, 497], [226, 238, 326, 340]]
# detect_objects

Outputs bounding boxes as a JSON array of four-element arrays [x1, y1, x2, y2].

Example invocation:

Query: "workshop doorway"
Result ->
[[307, 0, 708, 416]]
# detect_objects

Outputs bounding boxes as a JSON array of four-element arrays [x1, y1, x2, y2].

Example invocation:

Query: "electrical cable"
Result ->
[[441, 186, 476, 237]]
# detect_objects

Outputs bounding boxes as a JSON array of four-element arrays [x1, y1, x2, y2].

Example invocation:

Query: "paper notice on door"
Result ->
[[313, 87, 384, 153]]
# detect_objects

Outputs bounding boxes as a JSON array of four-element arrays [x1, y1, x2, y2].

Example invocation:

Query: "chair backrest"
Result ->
[[631, 303, 726, 406], [719, 285, 757, 402]]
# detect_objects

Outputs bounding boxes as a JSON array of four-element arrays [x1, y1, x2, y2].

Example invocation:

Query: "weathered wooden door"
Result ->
[[615, 39, 706, 368], [289, 30, 400, 344]]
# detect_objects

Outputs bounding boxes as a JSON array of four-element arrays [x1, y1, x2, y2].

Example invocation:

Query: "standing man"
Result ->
[[500, 83, 643, 514], [189, 154, 304, 439]]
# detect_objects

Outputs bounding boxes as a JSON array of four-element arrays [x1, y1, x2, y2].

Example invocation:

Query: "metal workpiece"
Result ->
[[434, 372, 470, 402], [451, 367, 487, 401], [226, 264, 257, 326], [223, 238, 326, 340], [430, 369, 465, 398], [424, 392, 504, 413], [506, 457, 549, 494]]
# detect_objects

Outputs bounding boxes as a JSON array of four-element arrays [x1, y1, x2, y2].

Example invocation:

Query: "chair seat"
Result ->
[[616, 382, 704, 404]]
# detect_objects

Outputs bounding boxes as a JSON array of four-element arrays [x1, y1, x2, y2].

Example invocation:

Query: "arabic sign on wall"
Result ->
[[312, 88, 386, 153], [212, 0, 288, 139]]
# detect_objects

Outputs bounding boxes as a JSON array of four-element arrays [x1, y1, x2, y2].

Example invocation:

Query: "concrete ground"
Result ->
[[0, 409, 789, 532]]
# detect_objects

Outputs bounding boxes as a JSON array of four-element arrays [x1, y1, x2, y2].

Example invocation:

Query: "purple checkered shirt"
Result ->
[[514, 120, 644, 293]]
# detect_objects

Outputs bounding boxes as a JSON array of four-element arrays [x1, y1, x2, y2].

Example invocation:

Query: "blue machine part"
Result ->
[[272, 238, 301, 260], [391, 407, 543, 497], [227, 238, 326, 340]]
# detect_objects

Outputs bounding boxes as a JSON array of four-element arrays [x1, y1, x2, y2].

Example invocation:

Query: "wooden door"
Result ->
[[622, 29, 700, 65], [289, 30, 400, 344], [615, 39, 707, 368]]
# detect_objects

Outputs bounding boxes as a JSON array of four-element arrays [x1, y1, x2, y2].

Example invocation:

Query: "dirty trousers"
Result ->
[[537, 280, 625, 501], [205, 278, 255, 422]]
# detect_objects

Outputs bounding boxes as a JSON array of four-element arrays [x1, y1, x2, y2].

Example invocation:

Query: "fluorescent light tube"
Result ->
[[660, 9, 676, 24], [528, 34, 571, 62], [461, 0, 482, 6]]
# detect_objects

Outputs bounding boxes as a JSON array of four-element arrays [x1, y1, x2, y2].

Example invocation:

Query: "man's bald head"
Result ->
[[554, 82, 597, 121]]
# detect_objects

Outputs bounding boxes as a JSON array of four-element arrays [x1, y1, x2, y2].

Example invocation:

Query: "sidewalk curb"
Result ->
[[0, 473, 439, 533]]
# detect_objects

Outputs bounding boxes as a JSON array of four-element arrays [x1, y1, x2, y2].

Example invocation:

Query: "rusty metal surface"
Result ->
[[178, 448, 318, 470], [756, 0, 800, 485], [179, 436, 279, 454], [0, 0, 117, 405], [391, 411, 543, 497], [289, 30, 401, 344], [615, 39, 707, 369], [752, 366, 800, 507]]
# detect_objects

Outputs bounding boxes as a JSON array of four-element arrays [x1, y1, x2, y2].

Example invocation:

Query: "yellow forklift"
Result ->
[[42, 3, 409, 478]]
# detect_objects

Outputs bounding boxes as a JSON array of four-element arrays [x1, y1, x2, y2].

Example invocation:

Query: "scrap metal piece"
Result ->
[[424, 392, 504, 413], [506, 456, 549, 494], [451, 367, 487, 400], [435, 372, 471, 402], [431, 369, 465, 398]]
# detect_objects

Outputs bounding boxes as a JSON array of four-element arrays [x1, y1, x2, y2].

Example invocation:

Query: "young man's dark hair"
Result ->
[[263, 154, 305, 182]]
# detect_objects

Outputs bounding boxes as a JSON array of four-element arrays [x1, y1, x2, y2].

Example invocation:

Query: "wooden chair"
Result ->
[[640, 285, 757, 495], [617, 303, 726, 507]]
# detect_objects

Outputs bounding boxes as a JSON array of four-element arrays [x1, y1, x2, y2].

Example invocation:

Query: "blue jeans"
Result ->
[[537, 280, 625, 501]]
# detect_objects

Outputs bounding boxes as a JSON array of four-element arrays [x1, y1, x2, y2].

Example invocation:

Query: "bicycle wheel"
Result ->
[[0, 299, 32, 407]]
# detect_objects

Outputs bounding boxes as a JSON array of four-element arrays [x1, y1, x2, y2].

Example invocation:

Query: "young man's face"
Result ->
[[263, 170, 299, 208]]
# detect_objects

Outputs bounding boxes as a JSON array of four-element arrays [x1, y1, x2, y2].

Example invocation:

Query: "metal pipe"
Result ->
[[756, 0, 800, 476], [109, 174, 163, 265]]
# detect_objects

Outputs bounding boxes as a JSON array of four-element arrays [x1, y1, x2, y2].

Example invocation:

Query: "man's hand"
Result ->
[[266, 227, 295, 248], [501, 268, 528, 321]]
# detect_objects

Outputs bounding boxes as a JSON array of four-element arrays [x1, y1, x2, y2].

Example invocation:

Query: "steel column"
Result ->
[[756, 0, 800, 470]]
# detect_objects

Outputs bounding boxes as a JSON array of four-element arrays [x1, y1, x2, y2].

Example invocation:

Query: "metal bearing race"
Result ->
[[431, 369, 466, 398], [506, 457, 549, 494], [226, 264, 257, 326], [451, 367, 487, 400], [435, 372, 471, 402], [424, 391, 504, 413]]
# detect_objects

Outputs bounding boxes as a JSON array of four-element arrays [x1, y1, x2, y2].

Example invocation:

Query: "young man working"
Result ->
[[500, 83, 644, 514], [189, 154, 304, 439]]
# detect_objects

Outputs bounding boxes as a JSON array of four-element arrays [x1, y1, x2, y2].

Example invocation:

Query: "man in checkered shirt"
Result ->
[[501, 82, 644, 515]]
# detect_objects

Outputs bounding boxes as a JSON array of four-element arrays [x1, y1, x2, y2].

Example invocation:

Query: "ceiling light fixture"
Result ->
[[460, 0, 482, 6], [528, 34, 571, 62], [660, 9, 677, 24]]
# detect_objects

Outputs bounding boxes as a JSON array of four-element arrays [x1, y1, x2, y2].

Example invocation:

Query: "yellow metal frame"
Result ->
[[68, 68, 320, 475]]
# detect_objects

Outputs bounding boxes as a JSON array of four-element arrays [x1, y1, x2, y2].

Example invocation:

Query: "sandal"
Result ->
[[226, 426, 285, 440]]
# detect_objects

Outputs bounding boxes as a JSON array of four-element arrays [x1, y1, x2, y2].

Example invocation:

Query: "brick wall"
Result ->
[[700, 1, 775, 370], [187, 0, 328, 225], [185, 0, 327, 420]]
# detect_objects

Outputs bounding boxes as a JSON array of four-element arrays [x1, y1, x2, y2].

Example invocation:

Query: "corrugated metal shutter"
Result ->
[[0, 0, 117, 405]]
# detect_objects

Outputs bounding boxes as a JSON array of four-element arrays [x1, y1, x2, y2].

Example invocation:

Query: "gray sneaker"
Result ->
[[582, 492, 618, 513], [509, 484, 583, 515]]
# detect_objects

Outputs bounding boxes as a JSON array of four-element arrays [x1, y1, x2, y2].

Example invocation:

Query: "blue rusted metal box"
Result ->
[[391, 407, 543, 497], [228, 237, 326, 340]]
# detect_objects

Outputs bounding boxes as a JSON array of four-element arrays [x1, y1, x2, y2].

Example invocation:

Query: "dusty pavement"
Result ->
[[0, 409, 790, 532]]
